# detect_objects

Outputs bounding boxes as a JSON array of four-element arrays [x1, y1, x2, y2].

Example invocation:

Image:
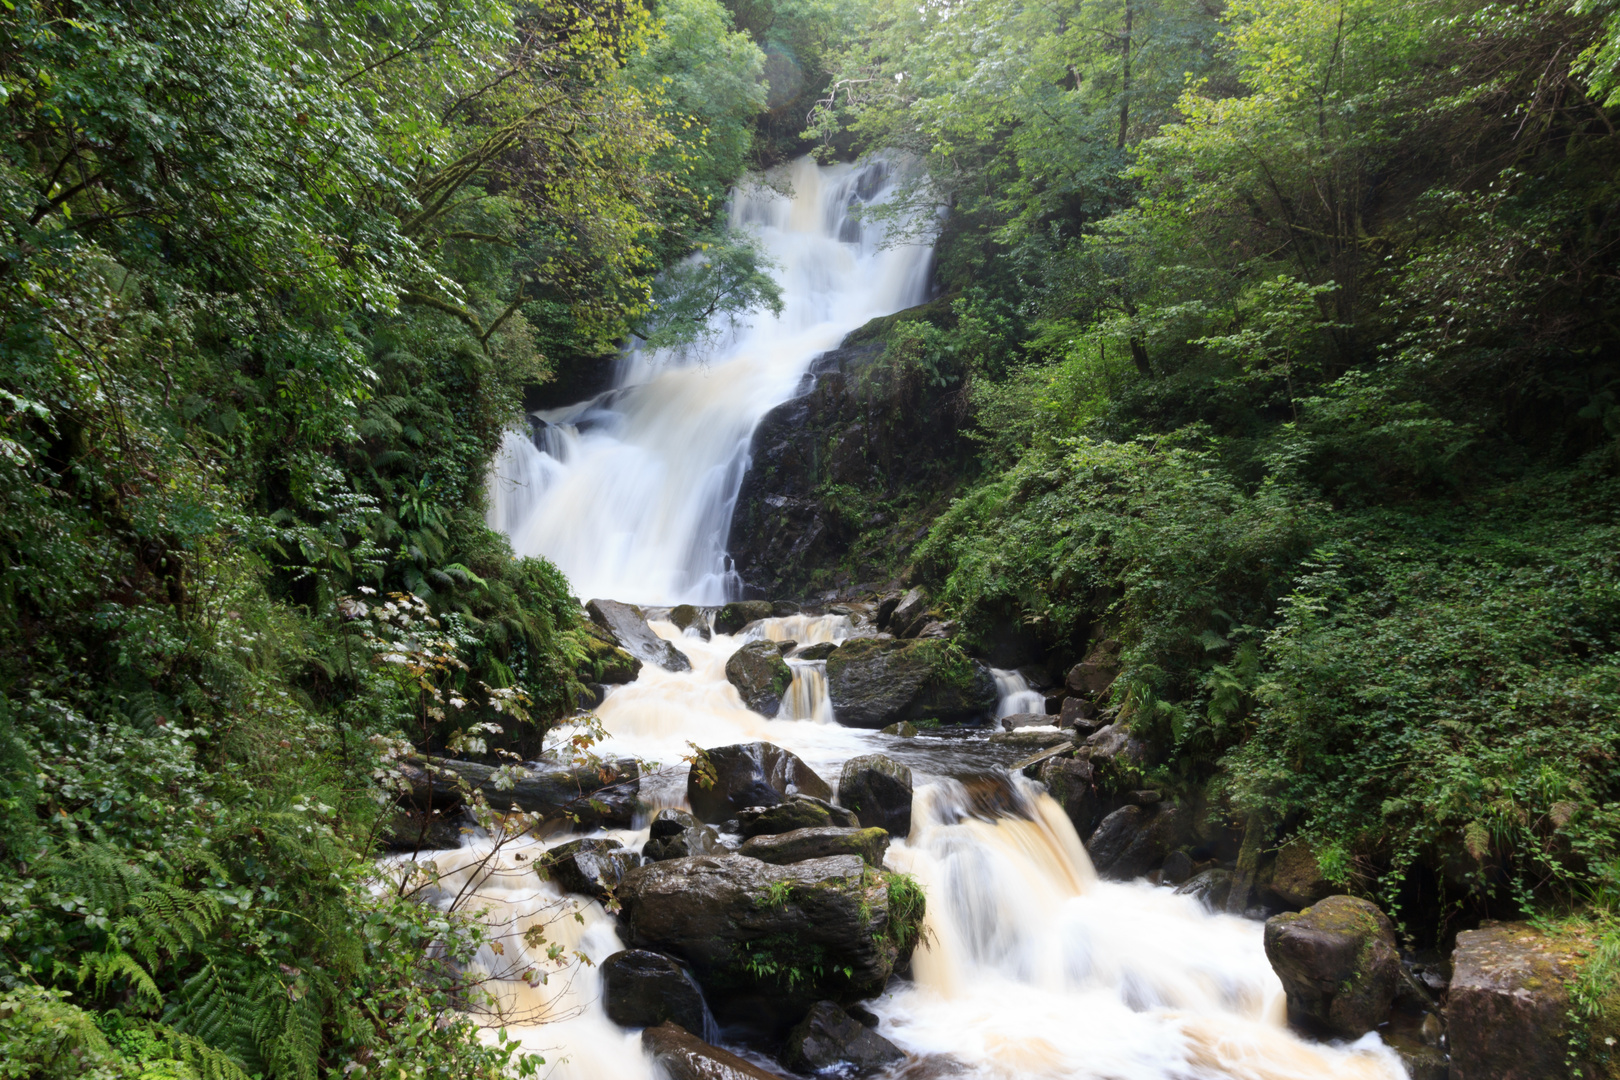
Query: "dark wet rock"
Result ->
[[1175, 867, 1234, 909], [1127, 789, 1161, 805], [687, 742, 833, 824], [615, 854, 918, 1028], [825, 638, 997, 729], [880, 721, 918, 737], [988, 728, 1071, 750], [402, 755, 639, 828], [641, 1022, 777, 1080], [794, 641, 839, 660], [739, 826, 891, 868], [737, 794, 857, 837], [783, 1001, 905, 1076], [1447, 921, 1595, 1080], [725, 641, 794, 717], [670, 604, 711, 641], [998, 712, 1051, 730], [1057, 696, 1106, 734], [1270, 839, 1333, 909], [1160, 850, 1195, 886], [875, 592, 902, 628], [602, 950, 711, 1034], [575, 682, 608, 710], [888, 587, 929, 636], [837, 754, 914, 838], [383, 805, 467, 852], [1037, 756, 1100, 838], [913, 619, 957, 640], [1264, 895, 1401, 1039], [643, 808, 725, 862], [587, 599, 691, 673], [846, 1004, 881, 1028], [1086, 804, 1188, 881], [581, 620, 642, 685], [1065, 639, 1121, 698], [714, 601, 774, 635], [540, 837, 639, 901], [772, 601, 801, 618], [773, 640, 797, 654]]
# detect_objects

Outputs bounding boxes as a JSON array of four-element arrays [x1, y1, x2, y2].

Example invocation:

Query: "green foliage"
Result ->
[[884, 872, 927, 955]]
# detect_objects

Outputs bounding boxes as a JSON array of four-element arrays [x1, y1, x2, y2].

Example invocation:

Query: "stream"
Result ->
[[415, 158, 1410, 1080]]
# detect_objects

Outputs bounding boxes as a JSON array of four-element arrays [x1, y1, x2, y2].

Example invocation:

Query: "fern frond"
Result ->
[[78, 945, 164, 1012]]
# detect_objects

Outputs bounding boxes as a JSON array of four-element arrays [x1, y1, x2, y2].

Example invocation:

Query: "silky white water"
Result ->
[[448, 157, 1411, 1079], [486, 157, 935, 605]]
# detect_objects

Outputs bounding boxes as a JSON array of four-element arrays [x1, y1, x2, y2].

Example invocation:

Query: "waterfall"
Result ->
[[991, 668, 1047, 719], [485, 157, 935, 605]]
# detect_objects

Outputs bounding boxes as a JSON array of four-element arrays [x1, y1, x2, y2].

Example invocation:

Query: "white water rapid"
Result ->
[[429, 158, 1411, 1080], [486, 156, 935, 605]]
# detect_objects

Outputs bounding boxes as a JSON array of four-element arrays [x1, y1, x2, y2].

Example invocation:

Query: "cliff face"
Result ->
[[725, 299, 976, 600]]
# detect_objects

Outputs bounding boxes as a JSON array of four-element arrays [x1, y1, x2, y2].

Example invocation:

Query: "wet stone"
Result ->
[[737, 794, 857, 837], [738, 825, 890, 868], [641, 1022, 778, 1080], [539, 838, 639, 901], [838, 753, 914, 838], [602, 950, 711, 1034], [783, 1000, 906, 1076]]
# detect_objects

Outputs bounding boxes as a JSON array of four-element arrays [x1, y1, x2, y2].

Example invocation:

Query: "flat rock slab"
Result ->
[[588, 598, 691, 672], [641, 1022, 780, 1080], [988, 728, 1071, 750], [1447, 921, 1586, 1080], [739, 826, 890, 868]]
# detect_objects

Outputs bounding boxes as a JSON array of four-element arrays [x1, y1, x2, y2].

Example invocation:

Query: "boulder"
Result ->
[[837, 754, 914, 838], [540, 838, 639, 901], [402, 755, 640, 828], [1057, 696, 1104, 733], [641, 1022, 778, 1080], [794, 642, 839, 661], [687, 743, 833, 824], [724, 641, 794, 717], [615, 854, 920, 1028], [1446, 922, 1591, 1080], [669, 604, 711, 641], [1065, 639, 1122, 698], [587, 599, 691, 673], [1270, 839, 1333, 908], [737, 795, 856, 837], [643, 808, 725, 862], [602, 950, 711, 1034], [1036, 756, 1100, 839], [714, 601, 774, 635], [999, 712, 1052, 730], [875, 592, 902, 628], [772, 601, 801, 618], [988, 729, 1072, 750], [888, 587, 929, 635], [913, 619, 957, 639], [581, 621, 642, 685], [1160, 850, 1195, 886], [783, 1001, 905, 1076], [880, 721, 918, 737], [826, 638, 997, 729], [1175, 867, 1234, 909], [1086, 804, 1185, 880], [1263, 895, 1401, 1038], [739, 826, 890, 868]]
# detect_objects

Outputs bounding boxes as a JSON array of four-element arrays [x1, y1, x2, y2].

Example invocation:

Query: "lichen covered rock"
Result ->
[[587, 598, 690, 673], [724, 640, 793, 716], [825, 638, 996, 729], [1446, 921, 1595, 1080], [1263, 895, 1400, 1038]]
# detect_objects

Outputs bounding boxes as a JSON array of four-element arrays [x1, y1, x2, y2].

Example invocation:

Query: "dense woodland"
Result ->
[[2, 0, 1619, 1075]]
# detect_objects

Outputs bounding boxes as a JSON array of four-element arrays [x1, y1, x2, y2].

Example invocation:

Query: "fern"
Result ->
[[78, 945, 165, 1012]]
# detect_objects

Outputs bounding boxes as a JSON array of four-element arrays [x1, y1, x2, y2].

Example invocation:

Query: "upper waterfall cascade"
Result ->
[[486, 156, 935, 605]]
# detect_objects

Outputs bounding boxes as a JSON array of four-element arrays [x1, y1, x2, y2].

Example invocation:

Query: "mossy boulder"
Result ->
[[837, 754, 914, 838], [643, 808, 725, 862], [714, 600, 774, 635], [614, 854, 922, 1031], [581, 620, 641, 685], [737, 795, 855, 837], [669, 604, 710, 640], [1270, 839, 1333, 908], [739, 826, 891, 868], [724, 640, 793, 716], [824, 637, 996, 728], [1263, 895, 1400, 1038], [587, 598, 690, 673]]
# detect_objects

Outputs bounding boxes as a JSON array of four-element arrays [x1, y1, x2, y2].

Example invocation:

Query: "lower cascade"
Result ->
[[435, 158, 1412, 1078]]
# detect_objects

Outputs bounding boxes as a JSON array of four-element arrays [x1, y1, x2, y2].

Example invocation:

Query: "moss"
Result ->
[[884, 871, 928, 956]]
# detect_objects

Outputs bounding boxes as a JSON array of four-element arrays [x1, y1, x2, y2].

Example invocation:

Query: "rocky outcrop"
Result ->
[[1270, 839, 1333, 908], [669, 604, 710, 640], [580, 620, 642, 685], [1446, 922, 1592, 1080], [794, 642, 839, 660], [1176, 868, 1234, 909], [641, 1022, 778, 1080], [1263, 896, 1401, 1038], [739, 826, 891, 868], [713, 600, 773, 635], [587, 598, 690, 673], [837, 754, 914, 838], [1037, 756, 1100, 839], [725, 641, 793, 716], [687, 742, 833, 824], [401, 755, 639, 828], [643, 808, 725, 862], [539, 838, 639, 901], [1066, 639, 1121, 698], [825, 638, 996, 728], [782, 1001, 905, 1076], [886, 587, 930, 637], [615, 854, 919, 1029], [602, 951, 711, 1034], [1085, 803, 1186, 880], [737, 795, 856, 837]]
